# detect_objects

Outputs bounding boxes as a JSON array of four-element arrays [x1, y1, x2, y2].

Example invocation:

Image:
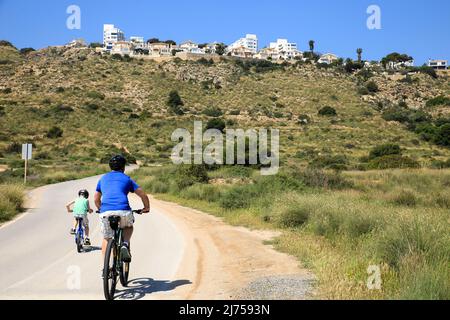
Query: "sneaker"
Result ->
[[84, 238, 91, 246], [120, 244, 132, 263], [70, 228, 76, 235]]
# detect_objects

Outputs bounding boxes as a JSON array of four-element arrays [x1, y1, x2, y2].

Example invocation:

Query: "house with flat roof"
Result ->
[[427, 59, 448, 70], [227, 34, 258, 55], [179, 40, 205, 54], [318, 53, 339, 65], [148, 42, 173, 56], [269, 39, 301, 60]]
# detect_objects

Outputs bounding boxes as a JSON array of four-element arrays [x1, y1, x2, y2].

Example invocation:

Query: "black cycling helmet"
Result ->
[[78, 189, 89, 199], [109, 154, 126, 172]]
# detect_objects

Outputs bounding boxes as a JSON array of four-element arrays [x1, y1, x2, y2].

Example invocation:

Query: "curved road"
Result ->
[[0, 174, 313, 300]]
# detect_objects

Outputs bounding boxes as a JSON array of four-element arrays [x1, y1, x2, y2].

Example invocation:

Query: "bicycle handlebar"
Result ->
[[95, 209, 146, 215]]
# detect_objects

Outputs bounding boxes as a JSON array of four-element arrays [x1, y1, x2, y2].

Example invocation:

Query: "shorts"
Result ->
[[74, 214, 89, 229], [99, 210, 134, 239]]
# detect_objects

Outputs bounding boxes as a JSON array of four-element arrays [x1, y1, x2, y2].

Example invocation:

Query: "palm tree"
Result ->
[[309, 40, 315, 53], [357, 48, 363, 62]]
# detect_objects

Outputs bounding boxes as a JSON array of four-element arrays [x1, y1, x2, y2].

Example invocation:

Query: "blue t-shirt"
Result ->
[[96, 171, 140, 213]]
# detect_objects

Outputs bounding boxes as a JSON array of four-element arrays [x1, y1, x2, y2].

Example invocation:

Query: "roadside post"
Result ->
[[22, 143, 32, 184]]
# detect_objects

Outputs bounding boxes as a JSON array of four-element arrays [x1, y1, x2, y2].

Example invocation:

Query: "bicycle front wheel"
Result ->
[[103, 239, 117, 300]]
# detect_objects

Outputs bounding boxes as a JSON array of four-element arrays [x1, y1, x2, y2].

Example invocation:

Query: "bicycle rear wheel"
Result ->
[[76, 233, 83, 253], [119, 261, 130, 287], [103, 239, 117, 300]]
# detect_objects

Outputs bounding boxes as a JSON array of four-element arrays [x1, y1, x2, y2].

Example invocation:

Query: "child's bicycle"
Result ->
[[74, 217, 86, 253], [102, 209, 144, 300]]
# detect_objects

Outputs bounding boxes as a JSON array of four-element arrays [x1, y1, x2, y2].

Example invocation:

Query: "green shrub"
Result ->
[[205, 118, 226, 132], [87, 91, 105, 100], [369, 144, 401, 160], [426, 96, 450, 107], [180, 184, 221, 202], [367, 155, 420, 170], [174, 165, 209, 190], [391, 190, 417, 207], [46, 126, 63, 138], [318, 106, 337, 117], [202, 107, 223, 117], [219, 186, 252, 209], [310, 154, 348, 171], [365, 81, 379, 93], [167, 90, 184, 115]]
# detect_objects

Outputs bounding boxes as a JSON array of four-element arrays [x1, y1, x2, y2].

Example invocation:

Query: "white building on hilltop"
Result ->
[[103, 24, 125, 50], [269, 39, 301, 60], [227, 34, 258, 55], [130, 36, 145, 49], [427, 59, 448, 70]]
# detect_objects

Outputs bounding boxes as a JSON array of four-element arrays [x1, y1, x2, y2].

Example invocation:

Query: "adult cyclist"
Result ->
[[94, 155, 150, 262]]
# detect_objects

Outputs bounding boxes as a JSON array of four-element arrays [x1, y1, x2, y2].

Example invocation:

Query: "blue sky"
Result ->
[[0, 0, 449, 64]]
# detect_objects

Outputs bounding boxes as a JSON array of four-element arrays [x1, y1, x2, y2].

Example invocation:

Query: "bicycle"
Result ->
[[102, 209, 143, 300], [74, 217, 85, 253]]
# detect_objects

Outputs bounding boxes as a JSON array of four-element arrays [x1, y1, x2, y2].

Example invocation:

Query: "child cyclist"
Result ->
[[66, 189, 93, 246]]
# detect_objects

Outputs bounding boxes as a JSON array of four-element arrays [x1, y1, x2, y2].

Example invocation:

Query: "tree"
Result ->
[[89, 42, 102, 49], [215, 43, 227, 56], [147, 38, 160, 44], [309, 40, 315, 53], [167, 90, 185, 115], [357, 48, 363, 62], [20, 47, 35, 55], [165, 40, 176, 46], [216, 43, 228, 56]]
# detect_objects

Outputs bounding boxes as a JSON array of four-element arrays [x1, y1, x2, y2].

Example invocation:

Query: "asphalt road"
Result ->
[[0, 173, 186, 300]]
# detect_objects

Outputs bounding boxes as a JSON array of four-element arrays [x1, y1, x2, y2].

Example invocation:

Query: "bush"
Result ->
[[310, 154, 348, 171], [87, 91, 105, 100], [367, 155, 420, 170], [391, 190, 417, 207], [202, 107, 223, 117], [174, 165, 209, 190], [180, 184, 221, 202], [318, 106, 337, 117], [366, 81, 379, 93], [205, 118, 226, 132], [219, 187, 252, 209], [167, 90, 184, 115], [46, 126, 63, 139], [369, 144, 401, 160], [272, 193, 311, 228], [5, 142, 21, 154], [426, 96, 450, 108]]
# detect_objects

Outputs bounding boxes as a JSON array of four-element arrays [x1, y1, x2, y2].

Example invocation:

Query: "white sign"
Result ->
[[22, 144, 32, 160]]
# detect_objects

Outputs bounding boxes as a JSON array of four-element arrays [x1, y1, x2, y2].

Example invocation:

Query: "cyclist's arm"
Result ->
[[135, 188, 150, 213], [87, 201, 94, 214], [66, 201, 74, 213], [94, 191, 102, 210]]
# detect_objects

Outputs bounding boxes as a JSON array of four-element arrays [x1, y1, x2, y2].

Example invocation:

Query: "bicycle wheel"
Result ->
[[103, 239, 117, 300], [119, 261, 130, 287], [76, 232, 83, 253]]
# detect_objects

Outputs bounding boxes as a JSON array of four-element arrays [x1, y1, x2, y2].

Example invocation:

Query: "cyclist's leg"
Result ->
[[83, 215, 90, 237], [99, 212, 114, 256]]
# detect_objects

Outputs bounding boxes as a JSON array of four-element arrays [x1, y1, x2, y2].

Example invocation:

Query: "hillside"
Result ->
[[0, 43, 449, 181]]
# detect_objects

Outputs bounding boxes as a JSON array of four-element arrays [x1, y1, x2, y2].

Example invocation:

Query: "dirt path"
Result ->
[[148, 196, 315, 300]]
